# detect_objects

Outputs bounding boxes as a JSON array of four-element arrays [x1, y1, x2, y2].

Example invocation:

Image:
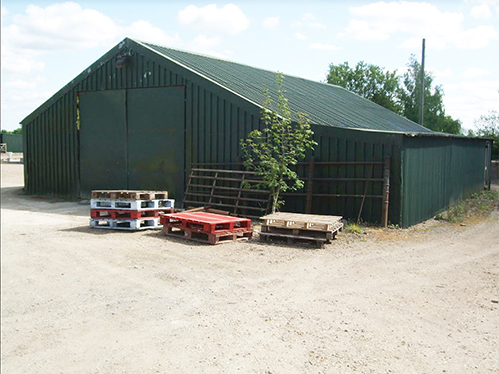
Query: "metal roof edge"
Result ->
[[403, 132, 491, 140]]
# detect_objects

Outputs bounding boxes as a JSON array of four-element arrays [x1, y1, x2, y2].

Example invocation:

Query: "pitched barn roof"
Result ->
[[138, 39, 432, 134]]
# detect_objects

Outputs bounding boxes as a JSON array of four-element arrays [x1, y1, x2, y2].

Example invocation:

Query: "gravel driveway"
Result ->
[[2, 162, 498, 373]]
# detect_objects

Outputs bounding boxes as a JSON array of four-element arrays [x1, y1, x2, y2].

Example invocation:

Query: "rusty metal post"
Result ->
[[305, 156, 315, 214], [381, 156, 391, 227], [357, 163, 374, 225]]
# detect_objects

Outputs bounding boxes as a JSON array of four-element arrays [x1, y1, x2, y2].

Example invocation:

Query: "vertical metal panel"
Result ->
[[126, 87, 185, 201], [0, 134, 23, 152], [401, 136, 487, 227], [79, 90, 128, 196]]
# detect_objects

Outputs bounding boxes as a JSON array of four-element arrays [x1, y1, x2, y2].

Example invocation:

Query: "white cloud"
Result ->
[[191, 34, 222, 49], [2, 77, 46, 90], [309, 43, 339, 51], [262, 16, 279, 29], [177, 4, 250, 35], [428, 67, 453, 79], [188, 34, 226, 58], [1, 5, 9, 17], [470, 4, 492, 18], [303, 13, 316, 22], [340, 1, 498, 49], [462, 67, 490, 78], [0, 2, 181, 75], [126, 20, 181, 47], [295, 32, 307, 40], [453, 25, 498, 48], [293, 12, 326, 29], [6, 2, 120, 51], [310, 22, 327, 30], [445, 79, 499, 129], [0, 42, 45, 75]]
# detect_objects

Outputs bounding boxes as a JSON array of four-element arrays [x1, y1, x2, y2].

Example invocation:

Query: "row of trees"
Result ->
[[470, 110, 499, 160], [326, 55, 461, 134], [1, 128, 22, 135]]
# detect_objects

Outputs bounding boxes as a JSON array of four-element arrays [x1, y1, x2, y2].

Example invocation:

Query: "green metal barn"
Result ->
[[21, 37, 492, 227], [0, 133, 23, 153]]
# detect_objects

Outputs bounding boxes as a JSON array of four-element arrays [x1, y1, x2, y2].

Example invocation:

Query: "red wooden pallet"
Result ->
[[91, 208, 174, 220], [160, 212, 251, 234], [162, 225, 253, 245]]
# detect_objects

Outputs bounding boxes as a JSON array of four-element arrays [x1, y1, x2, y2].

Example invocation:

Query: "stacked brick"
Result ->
[[90, 190, 174, 230], [160, 211, 253, 244]]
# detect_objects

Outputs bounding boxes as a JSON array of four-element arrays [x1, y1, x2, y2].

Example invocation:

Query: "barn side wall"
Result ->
[[400, 136, 488, 227], [0, 134, 23, 152], [281, 126, 404, 225]]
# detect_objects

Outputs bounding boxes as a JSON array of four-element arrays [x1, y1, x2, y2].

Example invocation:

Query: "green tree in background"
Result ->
[[397, 55, 461, 134], [240, 73, 317, 213], [471, 110, 499, 159], [326, 55, 462, 135], [327, 61, 401, 113], [1, 127, 22, 134]]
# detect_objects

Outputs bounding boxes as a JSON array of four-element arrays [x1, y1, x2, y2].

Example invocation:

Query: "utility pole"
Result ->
[[419, 38, 425, 127]]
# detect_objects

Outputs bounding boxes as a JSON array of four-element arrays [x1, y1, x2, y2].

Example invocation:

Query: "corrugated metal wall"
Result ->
[[0, 134, 23, 152], [281, 126, 404, 224], [400, 136, 488, 227]]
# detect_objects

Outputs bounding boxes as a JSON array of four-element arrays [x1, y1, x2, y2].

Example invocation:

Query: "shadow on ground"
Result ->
[[1, 186, 89, 217]]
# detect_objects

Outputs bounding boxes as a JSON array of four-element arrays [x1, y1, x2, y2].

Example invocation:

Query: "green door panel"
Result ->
[[79, 90, 127, 197], [79, 87, 185, 202], [126, 87, 185, 201]]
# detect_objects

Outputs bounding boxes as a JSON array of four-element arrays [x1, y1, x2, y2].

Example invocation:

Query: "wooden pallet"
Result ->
[[91, 190, 168, 200], [259, 232, 327, 247], [260, 222, 343, 242], [91, 208, 174, 220], [183, 168, 270, 219], [260, 212, 343, 231], [160, 212, 251, 234], [162, 225, 253, 245]]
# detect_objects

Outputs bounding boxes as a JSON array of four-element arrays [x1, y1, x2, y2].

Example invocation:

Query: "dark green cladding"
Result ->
[[400, 136, 488, 227], [20, 37, 489, 226], [0, 134, 23, 152]]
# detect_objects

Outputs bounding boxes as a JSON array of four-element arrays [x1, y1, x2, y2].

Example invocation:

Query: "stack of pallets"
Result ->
[[90, 190, 174, 231], [160, 211, 253, 244], [259, 212, 343, 246]]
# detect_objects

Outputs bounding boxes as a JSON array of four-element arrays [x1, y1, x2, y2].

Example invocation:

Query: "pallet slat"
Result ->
[[260, 212, 343, 232], [162, 224, 253, 245]]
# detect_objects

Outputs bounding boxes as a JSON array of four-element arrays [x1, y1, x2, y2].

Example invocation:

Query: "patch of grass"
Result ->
[[435, 189, 499, 223], [344, 223, 363, 234]]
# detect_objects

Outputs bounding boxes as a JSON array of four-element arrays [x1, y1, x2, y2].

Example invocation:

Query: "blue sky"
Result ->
[[1, 1, 498, 132]]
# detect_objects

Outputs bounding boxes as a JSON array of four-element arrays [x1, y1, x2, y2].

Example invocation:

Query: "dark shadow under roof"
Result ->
[[138, 39, 432, 134]]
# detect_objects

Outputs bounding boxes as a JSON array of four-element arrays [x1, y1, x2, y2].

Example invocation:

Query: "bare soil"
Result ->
[[1, 162, 498, 373]]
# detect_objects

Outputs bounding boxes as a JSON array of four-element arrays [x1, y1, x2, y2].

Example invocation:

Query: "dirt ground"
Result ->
[[1, 161, 498, 374]]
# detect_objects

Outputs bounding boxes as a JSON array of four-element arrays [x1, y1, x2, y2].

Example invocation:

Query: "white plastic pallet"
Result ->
[[90, 198, 175, 210], [90, 218, 162, 230]]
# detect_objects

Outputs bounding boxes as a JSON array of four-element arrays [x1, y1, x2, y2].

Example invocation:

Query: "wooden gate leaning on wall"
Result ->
[[183, 156, 391, 226]]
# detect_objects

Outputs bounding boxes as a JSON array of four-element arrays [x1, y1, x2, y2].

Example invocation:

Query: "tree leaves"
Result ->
[[327, 56, 462, 135], [240, 73, 317, 213], [473, 110, 499, 159]]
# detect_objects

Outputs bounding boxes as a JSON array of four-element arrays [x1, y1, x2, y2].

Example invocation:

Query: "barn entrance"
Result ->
[[79, 86, 185, 201]]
